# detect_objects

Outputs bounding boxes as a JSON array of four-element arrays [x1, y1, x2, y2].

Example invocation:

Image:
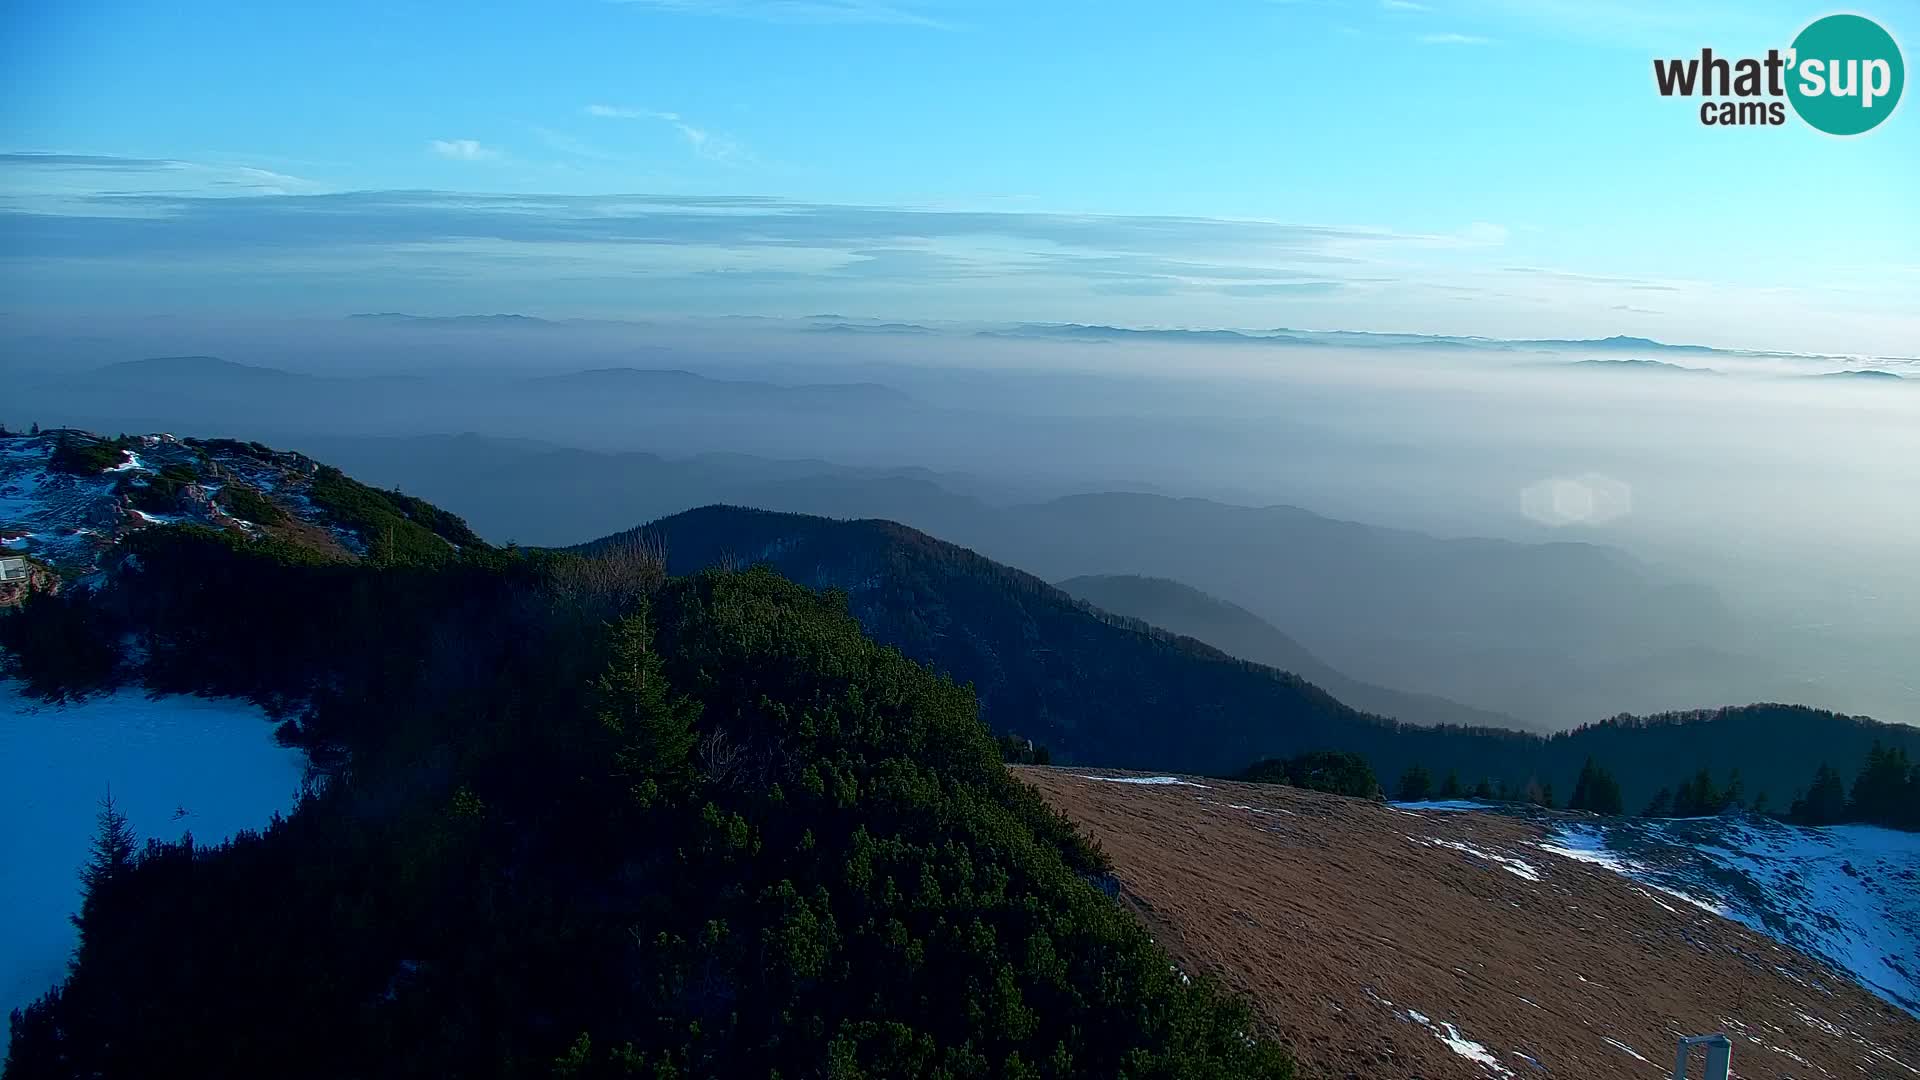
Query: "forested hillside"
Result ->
[[1, 515, 1290, 1078], [609, 506, 1920, 814]]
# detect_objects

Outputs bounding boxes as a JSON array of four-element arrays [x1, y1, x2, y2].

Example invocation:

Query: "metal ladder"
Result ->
[[1673, 1034, 1732, 1080]]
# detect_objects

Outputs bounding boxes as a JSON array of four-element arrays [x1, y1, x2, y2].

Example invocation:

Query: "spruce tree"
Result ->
[[80, 791, 137, 896], [1567, 757, 1624, 815], [74, 791, 138, 954], [1850, 741, 1913, 826], [1670, 769, 1723, 817], [1642, 787, 1673, 817], [1789, 764, 1849, 825], [1395, 764, 1432, 802], [594, 604, 702, 805]]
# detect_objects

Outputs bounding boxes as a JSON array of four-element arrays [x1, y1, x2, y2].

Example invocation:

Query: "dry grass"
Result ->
[[1020, 767, 1920, 1080]]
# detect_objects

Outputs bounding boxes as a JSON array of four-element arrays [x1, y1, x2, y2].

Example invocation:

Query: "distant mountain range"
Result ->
[[1057, 573, 1531, 731], [9, 357, 920, 448], [277, 432, 1840, 729], [93, 355, 308, 380], [337, 313, 1918, 366], [8, 353, 1901, 729], [347, 312, 559, 328], [974, 324, 1826, 360], [1562, 358, 1722, 375]]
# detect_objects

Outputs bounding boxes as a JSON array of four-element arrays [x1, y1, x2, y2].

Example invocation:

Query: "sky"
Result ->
[[1, 0, 1916, 355]]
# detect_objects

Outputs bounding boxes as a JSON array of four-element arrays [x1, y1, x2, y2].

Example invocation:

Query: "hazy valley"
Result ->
[[4, 323, 1917, 1076]]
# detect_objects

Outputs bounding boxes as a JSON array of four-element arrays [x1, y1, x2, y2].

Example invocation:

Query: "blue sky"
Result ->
[[2, 0, 1915, 353]]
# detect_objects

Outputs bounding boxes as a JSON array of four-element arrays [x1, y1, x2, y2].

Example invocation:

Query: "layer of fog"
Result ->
[[4, 315, 1915, 731]]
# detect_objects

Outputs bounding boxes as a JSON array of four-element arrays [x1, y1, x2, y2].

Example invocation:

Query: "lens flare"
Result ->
[[1520, 473, 1632, 527]]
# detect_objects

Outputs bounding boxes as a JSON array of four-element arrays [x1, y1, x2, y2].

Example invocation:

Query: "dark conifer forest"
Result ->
[[4, 482, 1918, 1077], [1, 524, 1290, 1078], [611, 506, 1920, 818]]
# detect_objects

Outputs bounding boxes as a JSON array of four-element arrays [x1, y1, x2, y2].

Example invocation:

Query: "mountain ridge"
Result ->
[[589, 503, 1920, 809], [1057, 573, 1535, 731]]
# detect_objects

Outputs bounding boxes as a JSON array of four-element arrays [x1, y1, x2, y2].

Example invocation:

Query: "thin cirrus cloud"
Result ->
[[0, 152, 182, 171], [1381, 0, 1430, 11], [0, 183, 1467, 262], [584, 105, 749, 163], [1501, 266, 1679, 291], [1419, 32, 1492, 44], [0, 151, 320, 198], [0, 168, 1501, 314], [428, 139, 501, 161], [0, 153, 1561, 323], [3, 157, 1903, 350]]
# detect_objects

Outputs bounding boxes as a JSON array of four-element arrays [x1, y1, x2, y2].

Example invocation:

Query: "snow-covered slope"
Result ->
[[1535, 812, 1920, 1019], [0, 679, 305, 1048], [0, 430, 362, 585]]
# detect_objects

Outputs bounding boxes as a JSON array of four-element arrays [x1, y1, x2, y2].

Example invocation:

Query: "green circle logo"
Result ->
[[1787, 14, 1905, 135]]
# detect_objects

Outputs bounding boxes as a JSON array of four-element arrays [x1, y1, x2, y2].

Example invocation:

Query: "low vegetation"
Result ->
[[1234, 751, 1381, 800], [215, 483, 289, 525], [120, 462, 200, 515], [47, 433, 130, 475], [306, 465, 492, 566], [1280, 746, 1918, 833]]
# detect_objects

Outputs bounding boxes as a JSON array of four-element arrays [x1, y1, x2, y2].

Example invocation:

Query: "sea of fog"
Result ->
[[3, 316, 1916, 728]]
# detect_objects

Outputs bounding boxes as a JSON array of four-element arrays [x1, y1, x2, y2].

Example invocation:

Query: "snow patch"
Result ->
[[1401, 1006, 1513, 1076], [1601, 1036, 1649, 1062], [1391, 799, 1494, 812], [1540, 817, 1920, 1017], [0, 431, 341, 574], [1510, 1049, 1546, 1072], [1081, 775, 1209, 788], [0, 679, 306, 1047], [1794, 1011, 1920, 1075], [1533, 825, 1729, 916], [1435, 1022, 1513, 1076], [1413, 836, 1542, 882]]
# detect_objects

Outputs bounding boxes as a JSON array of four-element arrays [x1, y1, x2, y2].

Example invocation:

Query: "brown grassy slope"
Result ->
[[1018, 767, 1920, 1080]]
